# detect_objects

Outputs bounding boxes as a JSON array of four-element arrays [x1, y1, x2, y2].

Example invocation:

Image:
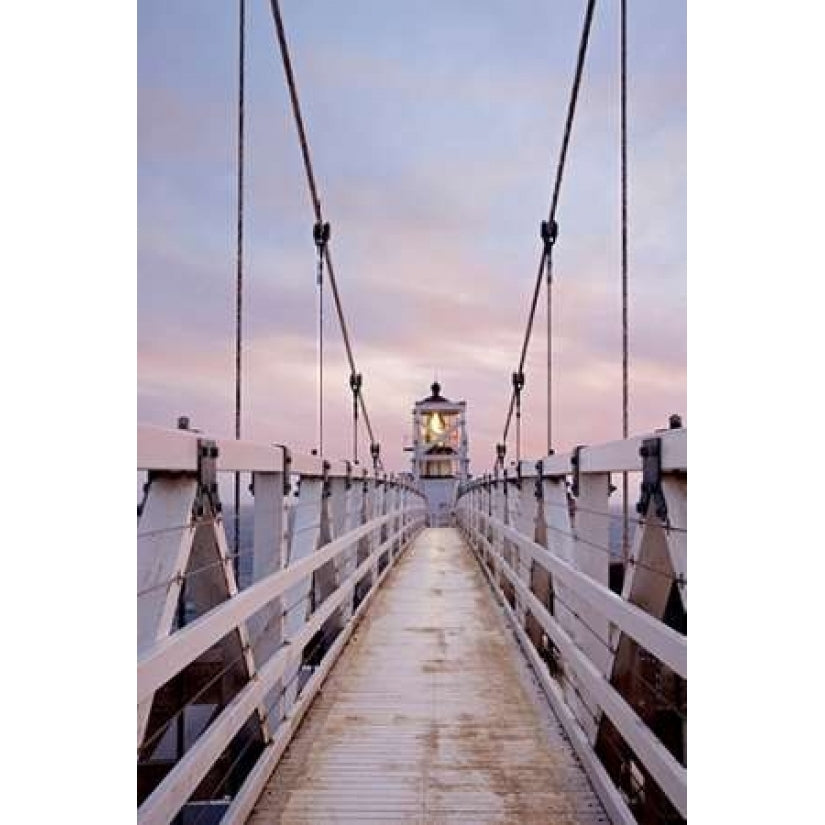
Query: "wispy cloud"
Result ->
[[138, 0, 685, 472]]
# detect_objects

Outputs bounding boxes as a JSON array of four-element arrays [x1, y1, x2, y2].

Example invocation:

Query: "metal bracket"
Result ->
[[195, 439, 220, 516], [344, 460, 352, 490], [636, 437, 668, 521], [541, 218, 558, 251], [534, 460, 544, 501], [313, 221, 331, 249], [570, 445, 585, 498], [322, 460, 331, 499], [274, 444, 292, 495]]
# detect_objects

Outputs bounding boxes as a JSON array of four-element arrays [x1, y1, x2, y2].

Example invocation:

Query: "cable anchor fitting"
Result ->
[[322, 460, 331, 499], [636, 437, 669, 522], [495, 442, 506, 470], [541, 219, 559, 282], [194, 438, 220, 517], [570, 445, 586, 498], [512, 370, 525, 414], [534, 460, 544, 501], [313, 221, 330, 284], [541, 219, 558, 251], [312, 221, 330, 250]]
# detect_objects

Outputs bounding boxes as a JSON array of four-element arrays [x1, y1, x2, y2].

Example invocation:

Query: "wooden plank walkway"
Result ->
[[248, 527, 609, 825]]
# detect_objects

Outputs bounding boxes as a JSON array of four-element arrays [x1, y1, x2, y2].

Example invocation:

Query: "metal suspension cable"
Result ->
[[478, 498, 682, 583], [540, 520, 684, 584], [314, 223, 329, 455], [620, 0, 630, 564], [267, 0, 381, 464], [543, 496, 687, 533], [233, 0, 246, 573], [319, 250, 324, 455], [500, 0, 597, 455]]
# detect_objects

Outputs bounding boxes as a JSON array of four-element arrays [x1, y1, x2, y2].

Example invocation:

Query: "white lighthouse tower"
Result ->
[[409, 381, 469, 526]]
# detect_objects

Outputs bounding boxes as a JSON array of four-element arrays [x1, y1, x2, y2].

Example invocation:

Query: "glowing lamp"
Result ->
[[428, 412, 446, 436]]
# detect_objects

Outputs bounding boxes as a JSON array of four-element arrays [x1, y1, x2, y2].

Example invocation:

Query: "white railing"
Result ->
[[137, 424, 425, 825], [455, 424, 687, 825]]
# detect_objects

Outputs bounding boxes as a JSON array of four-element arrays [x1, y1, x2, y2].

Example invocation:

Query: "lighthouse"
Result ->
[[410, 381, 469, 526]]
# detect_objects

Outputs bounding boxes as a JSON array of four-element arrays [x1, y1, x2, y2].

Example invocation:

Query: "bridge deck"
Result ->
[[248, 527, 608, 825]]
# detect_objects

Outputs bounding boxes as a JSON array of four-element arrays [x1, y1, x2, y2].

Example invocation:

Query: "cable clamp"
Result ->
[[541, 219, 559, 251], [322, 460, 331, 499], [495, 442, 506, 469], [570, 445, 586, 498], [313, 222, 330, 285], [636, 437, 668, 521], [313, 221, 330, 250], [273, 444, 292, 495], [534, 460, 544, 501], [194, 438, 220, 516]]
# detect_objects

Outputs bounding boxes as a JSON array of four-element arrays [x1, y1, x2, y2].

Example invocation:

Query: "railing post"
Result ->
[[476, 484, 484, 548], [661, 474, 687, 609], [249, 468, 287, 730], [525, 461, 552, 663], [281, 473, 323, 718], [491, 477, 504, 584], [373, 473, 384, 574], [573, 470, 612, 679], [392, 482, 402, 557], [514, 467, 534, 630], [137, 475, 199, 747], [329, 468, 352, 628], [501, 471, 514, 600], [354, 470, 373, 604]]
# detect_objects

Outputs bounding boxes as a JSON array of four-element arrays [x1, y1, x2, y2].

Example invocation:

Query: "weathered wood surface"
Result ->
[[248, 527, 608, 824]]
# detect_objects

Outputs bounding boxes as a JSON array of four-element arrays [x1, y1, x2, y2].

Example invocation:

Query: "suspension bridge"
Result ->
[[138, 2, 686, 824]]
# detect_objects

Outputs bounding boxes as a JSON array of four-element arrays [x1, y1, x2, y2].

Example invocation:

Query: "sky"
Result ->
[[138, 0, 685, 474]]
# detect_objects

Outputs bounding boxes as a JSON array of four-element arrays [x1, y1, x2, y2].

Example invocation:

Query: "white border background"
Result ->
[[1, 2, 824, 822]]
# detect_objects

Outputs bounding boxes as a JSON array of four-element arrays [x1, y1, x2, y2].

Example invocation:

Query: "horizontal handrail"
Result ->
[[456, 426, 687, 496], [463, 519, 686, 818], [221, 522, 416, 825], [138, 506, 424, 702], [476, 511, 686, 678], [138, 517, 424, 825], [464, 533, 642, 825], [138, 424, 425, 491]]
